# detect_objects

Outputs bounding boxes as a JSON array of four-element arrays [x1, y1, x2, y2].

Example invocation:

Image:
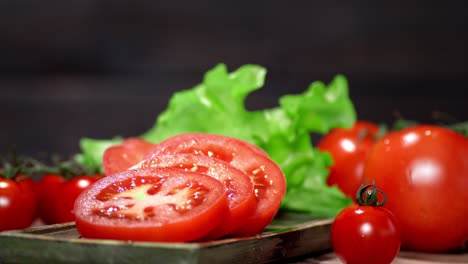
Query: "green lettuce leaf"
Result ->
[[78, 63, 356, 217], [74, 137, 123, 173]]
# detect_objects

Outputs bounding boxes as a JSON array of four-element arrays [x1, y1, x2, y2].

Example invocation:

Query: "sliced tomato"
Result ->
[[102, 137, 155, 176], [74, 167, 229, 242], [136, 153, 257, 239], [142, 133, 287, 236]]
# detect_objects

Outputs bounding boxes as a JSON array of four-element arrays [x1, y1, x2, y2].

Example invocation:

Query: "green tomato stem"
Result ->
[[355, 181, 387, 206]]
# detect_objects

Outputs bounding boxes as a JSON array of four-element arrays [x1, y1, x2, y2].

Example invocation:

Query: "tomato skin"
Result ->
[[0, 177, 38, 231], [54, 175, 101, 223], [317, 121, 379, 198], [37, 174, 66, 224], [0, 178, 23, 231], [14, 176, 39, 227], [74, 168, 229, 242], [363, 125, 468, 252], [331, 204, 401, 264]]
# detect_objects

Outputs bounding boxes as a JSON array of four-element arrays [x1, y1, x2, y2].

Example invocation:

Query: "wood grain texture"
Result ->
[[1, 212, 467, 264], [0, 212, 332, 264]]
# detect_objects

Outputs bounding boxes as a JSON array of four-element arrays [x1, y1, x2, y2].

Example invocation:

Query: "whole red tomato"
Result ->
[[363, 125, 468, 252], [317, 121, 380, 198], [0, 175, 38, 231], [37, 174, 66, 224], [13, 175, 39, 226], [54, 175, 101, 223], [331, 182, 401, 264]]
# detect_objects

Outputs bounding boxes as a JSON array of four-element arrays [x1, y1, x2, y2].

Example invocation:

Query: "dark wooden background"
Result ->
[[1, 0, 467, 158]]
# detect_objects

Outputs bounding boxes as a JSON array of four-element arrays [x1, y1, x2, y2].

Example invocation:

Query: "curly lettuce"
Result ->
[[76, 63, 356, 217]]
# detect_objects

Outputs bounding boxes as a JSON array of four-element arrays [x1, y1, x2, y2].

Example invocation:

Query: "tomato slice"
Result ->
[[142, 133, 287, 236], [74, 167, 229, 242], [136, 153, 257, 239], [102, 137, 155, 176]]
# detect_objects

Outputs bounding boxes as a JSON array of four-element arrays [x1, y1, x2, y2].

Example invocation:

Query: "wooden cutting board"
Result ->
[[2, 211, 466, 264], [0, 212, 333, 264]]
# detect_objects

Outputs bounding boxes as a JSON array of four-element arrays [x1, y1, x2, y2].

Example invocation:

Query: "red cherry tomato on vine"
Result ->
[[37, 174, 66, 224], [331, 183, 401, 264], [0, 176, 38, 231], [363, 125, 468, 252], [14, 175, 39, 225], [14, 175, 38, 195], [317, 121, 380, 198], [54, 175, 101, 223]]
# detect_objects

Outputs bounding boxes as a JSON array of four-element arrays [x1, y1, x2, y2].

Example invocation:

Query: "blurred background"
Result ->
[[1, 0, 467, 158]]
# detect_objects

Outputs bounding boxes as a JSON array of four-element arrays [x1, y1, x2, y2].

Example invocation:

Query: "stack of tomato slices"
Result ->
[[74, 133, 286, 243]]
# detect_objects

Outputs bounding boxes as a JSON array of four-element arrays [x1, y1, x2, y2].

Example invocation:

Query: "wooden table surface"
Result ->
[[11, 218, 468, 264], [292, 251, 468, 264]]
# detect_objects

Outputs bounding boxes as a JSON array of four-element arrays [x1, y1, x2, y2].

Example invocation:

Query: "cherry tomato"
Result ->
[[102, 137, 155, 176], [0, 178, 23, 231], [0, 176, 38, 231], [54, 175, 101, 223], [331, 183, 401, 264], [74, 167, 229, 242], [363, 125, 468, 252], [14, 175, 39, 226], [143, 133, 287, 236], [37, 174, 66, 224], [137, 153, 257, 239], [14, 174, 38, 195], [317, 121, 380, 198]]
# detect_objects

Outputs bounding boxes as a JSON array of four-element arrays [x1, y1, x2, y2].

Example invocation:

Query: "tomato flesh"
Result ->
[[363, 125, 468, 252], [136, 153, 257, 239], [103, 137, 155, 176], [142, 133, 287, 236], [74, 167, 229, 242]]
